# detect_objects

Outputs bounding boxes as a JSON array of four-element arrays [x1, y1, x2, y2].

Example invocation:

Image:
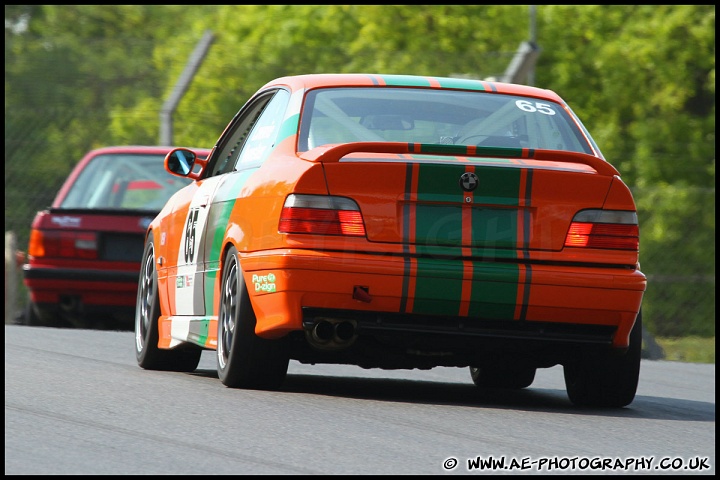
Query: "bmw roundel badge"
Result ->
[[459, 172, 479, 192]]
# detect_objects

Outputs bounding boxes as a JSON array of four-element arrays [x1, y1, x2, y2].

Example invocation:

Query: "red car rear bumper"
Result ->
[[23, 265, 138, 307]]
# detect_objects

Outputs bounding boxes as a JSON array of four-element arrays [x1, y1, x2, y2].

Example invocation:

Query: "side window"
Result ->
[[234, 89, 290, 169], [208, 89, 287, 177]]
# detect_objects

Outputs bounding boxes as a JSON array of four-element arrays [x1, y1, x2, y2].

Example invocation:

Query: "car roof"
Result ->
[[260, 73, 563, 102]]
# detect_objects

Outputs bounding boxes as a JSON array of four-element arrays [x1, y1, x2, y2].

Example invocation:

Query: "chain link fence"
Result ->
[[634, 186, 715, 338]]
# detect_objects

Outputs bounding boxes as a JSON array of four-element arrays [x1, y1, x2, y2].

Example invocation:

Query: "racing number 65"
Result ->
[[184, 208, 200, 264], [515, 100, 556, 115]]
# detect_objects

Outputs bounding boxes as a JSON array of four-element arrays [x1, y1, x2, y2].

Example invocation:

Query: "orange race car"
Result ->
[[134, 74, 646, 408]]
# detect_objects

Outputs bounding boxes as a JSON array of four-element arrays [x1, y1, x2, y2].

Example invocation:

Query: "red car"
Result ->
[[21, 145, 211, 329]]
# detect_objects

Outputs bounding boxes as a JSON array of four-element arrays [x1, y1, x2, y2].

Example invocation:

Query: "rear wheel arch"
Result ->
[[216, 245, 289, 389]]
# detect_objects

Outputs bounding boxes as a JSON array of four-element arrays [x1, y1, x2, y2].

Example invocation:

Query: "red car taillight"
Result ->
[[279, 194, 366, 236], [564, 210, 639, 251], [28, 229, 99, 259]]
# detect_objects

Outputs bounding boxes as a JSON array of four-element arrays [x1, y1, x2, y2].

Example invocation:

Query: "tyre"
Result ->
[[134, 232, 201, 372], [469, 364, 536, 389], [563, 310, 643, 408], [19, 300, 44, 326], [18, 298, 68, 327], [216, 246, 289, 389]]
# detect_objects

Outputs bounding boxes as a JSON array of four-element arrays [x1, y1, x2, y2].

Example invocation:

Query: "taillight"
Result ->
[[279, 194, 366, 236], [564, 210, 639, 250], [28, 230, 98, 259]]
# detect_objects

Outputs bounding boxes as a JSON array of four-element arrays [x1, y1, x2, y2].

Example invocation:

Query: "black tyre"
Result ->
[[134, 232, 201, 372], [19, 300, 44, 326], [469, 364, 536, 389], [18, 298, 69, 327], [216, 246, 289, 389], [563, 310, 643, 408]]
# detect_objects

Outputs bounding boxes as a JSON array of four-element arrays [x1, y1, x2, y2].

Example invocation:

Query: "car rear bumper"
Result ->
[[23, 265, 139, 307], [241, 249, 646, 349]]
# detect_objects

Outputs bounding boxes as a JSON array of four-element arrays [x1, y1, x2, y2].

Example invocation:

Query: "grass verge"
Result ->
[[655, 336, 715, 364]]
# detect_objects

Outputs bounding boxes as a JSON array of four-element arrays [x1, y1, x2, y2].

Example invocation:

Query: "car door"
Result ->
[[168, 88, 291, 318], [168, 177, 224, 317]]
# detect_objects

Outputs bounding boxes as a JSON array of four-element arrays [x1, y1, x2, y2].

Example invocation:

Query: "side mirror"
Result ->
[[165, 149, 196, 177]]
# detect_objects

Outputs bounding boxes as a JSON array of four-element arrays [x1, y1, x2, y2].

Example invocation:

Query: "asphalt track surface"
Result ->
[[4, 325, 715, 475]]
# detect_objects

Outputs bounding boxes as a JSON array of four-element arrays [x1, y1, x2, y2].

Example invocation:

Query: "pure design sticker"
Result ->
[[253, 273, 276, 293]]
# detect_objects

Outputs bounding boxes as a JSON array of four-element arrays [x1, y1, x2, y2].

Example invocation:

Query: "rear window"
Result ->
[[60, 153, 192, 211], [299, 87, 594, 155]]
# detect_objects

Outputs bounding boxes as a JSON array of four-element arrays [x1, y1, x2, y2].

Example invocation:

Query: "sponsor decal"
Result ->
[[253, 272, 277, 293], [51, 216, 81, 228]]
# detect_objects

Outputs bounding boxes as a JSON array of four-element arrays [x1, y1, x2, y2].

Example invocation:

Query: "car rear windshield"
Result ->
[[60, 153, 192, 211], [299, 87, 595, 155]]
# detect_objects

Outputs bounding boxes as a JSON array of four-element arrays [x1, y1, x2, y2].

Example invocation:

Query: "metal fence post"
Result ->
[[5, 231, 17, 324]]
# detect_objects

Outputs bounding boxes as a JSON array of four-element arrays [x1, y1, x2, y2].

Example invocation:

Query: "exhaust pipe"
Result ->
[[311, 320, 335, 344], [334, 321, 355, 341], [306, 318, 358, 350]]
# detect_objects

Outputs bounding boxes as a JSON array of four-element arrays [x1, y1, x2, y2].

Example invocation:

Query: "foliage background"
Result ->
[[4, 5, 715, 338]]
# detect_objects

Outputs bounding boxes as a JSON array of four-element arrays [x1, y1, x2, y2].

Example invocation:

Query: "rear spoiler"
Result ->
[[299, 142, 619, 177]]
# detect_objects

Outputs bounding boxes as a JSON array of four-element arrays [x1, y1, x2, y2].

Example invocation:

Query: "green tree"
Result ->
[[5, 5, 215, 246], [533, 5, 715, 336], [536, 5, 715, 187]]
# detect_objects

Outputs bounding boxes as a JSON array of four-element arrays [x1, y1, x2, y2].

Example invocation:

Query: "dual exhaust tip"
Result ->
[[306, 319, 358, 350]]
